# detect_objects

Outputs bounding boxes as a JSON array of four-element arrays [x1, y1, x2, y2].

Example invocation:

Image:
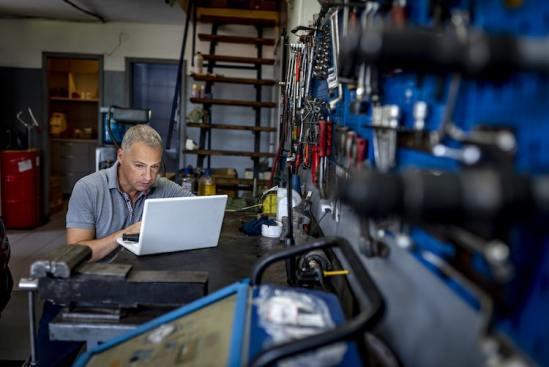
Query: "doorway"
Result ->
[[126, 58, 184, 173]]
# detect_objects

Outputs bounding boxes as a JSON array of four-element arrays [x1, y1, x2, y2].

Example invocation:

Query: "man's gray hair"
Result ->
[[121, 124, 163, 151]]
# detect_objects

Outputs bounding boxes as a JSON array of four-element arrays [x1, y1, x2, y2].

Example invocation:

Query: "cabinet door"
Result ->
[[57, 142, 92, 173], [61, 172, 87, 194], [59, 142, 90, 157], [51, 142, 61, 174], [55, 142, 96, 194]]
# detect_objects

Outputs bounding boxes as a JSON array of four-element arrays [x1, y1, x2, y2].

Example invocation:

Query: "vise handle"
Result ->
[[30, 244, 91, 279]]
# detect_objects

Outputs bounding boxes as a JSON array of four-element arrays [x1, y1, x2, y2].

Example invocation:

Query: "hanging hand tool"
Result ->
[[355, 137, 369, 168], [327, 9, 340, 91], [326, 118, 333, 158], [391, 0, 407, 28], [335, 126, 349, 166], [303, 143, 311, 169], [413, 101, 428, 131], [295, 145, 303, 171], [311, 145, 320, 185], [318, 119, 327, 196], [345, 130, 357, 170], [373, 105, 400, 172]]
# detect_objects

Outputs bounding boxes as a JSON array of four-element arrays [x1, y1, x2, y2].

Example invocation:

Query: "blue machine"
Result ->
[[100, 107, 128, 145], [74, 283, 360, 367]]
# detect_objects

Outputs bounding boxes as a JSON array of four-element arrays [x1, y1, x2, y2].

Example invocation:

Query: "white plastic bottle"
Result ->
[[193, 52, 203, 75]]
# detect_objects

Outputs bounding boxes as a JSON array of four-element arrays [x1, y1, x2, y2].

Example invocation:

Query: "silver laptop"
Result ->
[[117, 195, 228, 256]]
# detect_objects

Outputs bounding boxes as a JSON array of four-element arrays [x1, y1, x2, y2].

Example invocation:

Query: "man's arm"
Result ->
[[67, 180, 142, 262], [67, 222, 141, 262]]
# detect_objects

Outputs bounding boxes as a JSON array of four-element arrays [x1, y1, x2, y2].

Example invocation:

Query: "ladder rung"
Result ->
[[197, 10, 278, 27], [191, 73, 276, 86], [190, 98, 276, 108], [183, 149, 275, 158], [202, 54, 275, 65], [198, 34, 275, 46], [186, 123, 276, 132]]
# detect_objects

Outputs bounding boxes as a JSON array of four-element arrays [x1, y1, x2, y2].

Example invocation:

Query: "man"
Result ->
[[66, 124, 192, 261], [37, 125, 191, 366]]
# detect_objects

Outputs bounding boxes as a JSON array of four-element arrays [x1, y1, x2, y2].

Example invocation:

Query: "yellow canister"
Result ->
[[262, 192, 277, 216]]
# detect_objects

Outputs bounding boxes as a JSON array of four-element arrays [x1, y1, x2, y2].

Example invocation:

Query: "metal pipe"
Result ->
[[19, 278, 39, 366], [28, 291, 37, 366]]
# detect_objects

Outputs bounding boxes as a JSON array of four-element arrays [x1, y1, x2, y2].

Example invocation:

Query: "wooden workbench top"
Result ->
[[112, 212, 287, 293]]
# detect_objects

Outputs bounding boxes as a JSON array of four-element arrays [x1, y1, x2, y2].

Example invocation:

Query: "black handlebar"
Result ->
[[250, 236, 385, 367]]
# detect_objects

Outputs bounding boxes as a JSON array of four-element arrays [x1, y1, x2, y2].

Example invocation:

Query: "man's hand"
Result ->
[[67, 221, 142, 262], [123, 221, 141, 235]]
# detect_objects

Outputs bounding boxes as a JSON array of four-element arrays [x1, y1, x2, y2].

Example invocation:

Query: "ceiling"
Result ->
[[0, 0, 186, 25]]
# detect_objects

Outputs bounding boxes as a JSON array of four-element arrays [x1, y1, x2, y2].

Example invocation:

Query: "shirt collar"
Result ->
[[106, 162, 120, 190]]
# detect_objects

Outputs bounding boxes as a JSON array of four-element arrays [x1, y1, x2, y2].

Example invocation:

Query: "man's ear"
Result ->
[[117, 148, 124, 162]]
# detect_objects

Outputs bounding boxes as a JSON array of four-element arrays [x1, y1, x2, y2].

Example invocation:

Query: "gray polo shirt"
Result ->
[[67, 162, 192, 239]]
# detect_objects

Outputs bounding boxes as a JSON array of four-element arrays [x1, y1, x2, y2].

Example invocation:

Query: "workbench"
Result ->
[[47, 212, 288, 348], [112, 212, 287, 292]]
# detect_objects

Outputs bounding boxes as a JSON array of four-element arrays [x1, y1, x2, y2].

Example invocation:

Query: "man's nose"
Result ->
[[143, 168, 152, 181]]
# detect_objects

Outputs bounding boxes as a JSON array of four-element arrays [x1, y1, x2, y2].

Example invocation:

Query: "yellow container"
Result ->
[[262, 193, 277, 216], [198, 169, 216, 196]]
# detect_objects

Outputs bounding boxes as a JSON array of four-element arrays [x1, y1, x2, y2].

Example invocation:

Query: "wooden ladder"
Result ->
[[184, 6, 279, 189]]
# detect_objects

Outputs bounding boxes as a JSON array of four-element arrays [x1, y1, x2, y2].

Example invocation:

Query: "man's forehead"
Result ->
[[125, 142, 162, 161]]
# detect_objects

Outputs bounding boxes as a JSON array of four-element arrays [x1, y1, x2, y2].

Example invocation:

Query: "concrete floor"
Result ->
[[0, 208, 67, 364]]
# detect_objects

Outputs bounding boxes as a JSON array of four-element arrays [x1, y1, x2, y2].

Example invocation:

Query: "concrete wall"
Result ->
[[286, 0, 321, 42], [0, 16, 279, 183], [0, 19, 185, 71]]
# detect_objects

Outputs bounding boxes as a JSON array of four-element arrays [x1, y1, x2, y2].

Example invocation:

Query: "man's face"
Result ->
[[117, 142, 162, 193]]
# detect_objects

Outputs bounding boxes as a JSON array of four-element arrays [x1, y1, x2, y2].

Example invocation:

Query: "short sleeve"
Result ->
[[160, 178, 194, 198], [66, 180, 96, 230]]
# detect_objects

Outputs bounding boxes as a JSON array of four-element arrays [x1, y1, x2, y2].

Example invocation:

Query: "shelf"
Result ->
[[215, 177, 269, 185], [190, 97, 276, 108], [215, 177, 269, 190], [198, 34, 275, 46], [50, 138, 98, 143], [196, 7, 278, 26], [202, 54, 275, 65], [191, 73, 276, 86], [186, 122, 276, 132], [183, 149, 274, 158], [50, 97, 99, 103]]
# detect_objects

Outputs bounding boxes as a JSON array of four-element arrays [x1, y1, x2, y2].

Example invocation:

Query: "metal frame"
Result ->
[[194, 12, 270, 179]]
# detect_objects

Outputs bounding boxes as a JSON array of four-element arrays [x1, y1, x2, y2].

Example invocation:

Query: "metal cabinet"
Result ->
[[51, 139, 96, 194]]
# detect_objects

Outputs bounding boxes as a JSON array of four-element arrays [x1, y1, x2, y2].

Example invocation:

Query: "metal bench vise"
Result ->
[[20, 244, 208, 356]]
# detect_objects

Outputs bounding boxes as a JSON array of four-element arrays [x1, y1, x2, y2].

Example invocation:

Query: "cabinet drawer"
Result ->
[[58, 142, 91, 156], [57, 155, 92, 173], [61, 172, 88, 194]]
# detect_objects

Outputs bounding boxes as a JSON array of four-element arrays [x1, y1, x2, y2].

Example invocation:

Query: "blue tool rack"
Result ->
[[311, 1, 549, 364]]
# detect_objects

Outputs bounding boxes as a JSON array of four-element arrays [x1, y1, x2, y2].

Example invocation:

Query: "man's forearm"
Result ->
[[75, 229, 124, 262]]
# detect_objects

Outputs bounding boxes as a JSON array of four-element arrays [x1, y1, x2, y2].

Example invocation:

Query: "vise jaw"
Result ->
[[30, 245, 208, 308]]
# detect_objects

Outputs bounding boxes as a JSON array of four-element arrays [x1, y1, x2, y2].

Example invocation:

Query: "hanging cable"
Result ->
[[62, 0, 106, 23]]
